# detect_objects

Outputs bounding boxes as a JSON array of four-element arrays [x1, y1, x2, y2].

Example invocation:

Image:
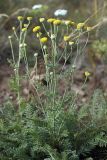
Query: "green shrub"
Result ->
[[1, 90, 107, 160], [92, 40, 107, 61], [1, 16, 107, 160]]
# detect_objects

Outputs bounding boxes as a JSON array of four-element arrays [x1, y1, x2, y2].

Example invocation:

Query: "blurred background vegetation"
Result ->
[[0, 0, 106, 20], [0, 0, 107, 65]]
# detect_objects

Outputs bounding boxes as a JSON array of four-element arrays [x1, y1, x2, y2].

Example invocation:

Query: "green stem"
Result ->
[[9, 38, 15, 66]]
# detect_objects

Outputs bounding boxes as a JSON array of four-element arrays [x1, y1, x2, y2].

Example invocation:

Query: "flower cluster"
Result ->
[[16, 15, 93, 50], [17, 16, 24, 21], [84, 71, 91, 77], [33, 26, 41, 33], [54, 9, 68, 17], [47, 18, 56, 23], [17, 16, 33, 22], [77, 23, 85, 30], [40, 37, 48, 43], [64, 36, 70, 42], [32, 17, 93, 47], [32, 4, 43, 10], [53, 19, 62, 25]]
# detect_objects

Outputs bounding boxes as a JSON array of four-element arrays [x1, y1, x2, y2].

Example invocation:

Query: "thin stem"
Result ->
[[17, 21, 23, 108], [9, 38, 15, 66]]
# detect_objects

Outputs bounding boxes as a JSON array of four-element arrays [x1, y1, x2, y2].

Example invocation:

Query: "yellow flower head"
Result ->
[[47, 18, 55, 23], [22, 27, 27, 32], [33, 26, 41, 33], [84, 71, 91, 77], [87, 26, 92, 31], [69, 41, 74, 45], [39, 18, 45, 22], [36, 32, 42, 38], [53, 19, 62, 25], [24, 24, 28, 28], [77, 23, 85, 30], [64, 36, 70, 42], [71, 21, 76, 26], [40, 37, 48, 43], [27, 17, 33, 21], [65, 20, 71, 25], [17, 16, 24, 21]]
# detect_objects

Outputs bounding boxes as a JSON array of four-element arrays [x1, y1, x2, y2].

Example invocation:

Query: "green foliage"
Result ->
[[0, 89, 107, 160], [92, 40, 107, 56], [1, 7, 107, 159]]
